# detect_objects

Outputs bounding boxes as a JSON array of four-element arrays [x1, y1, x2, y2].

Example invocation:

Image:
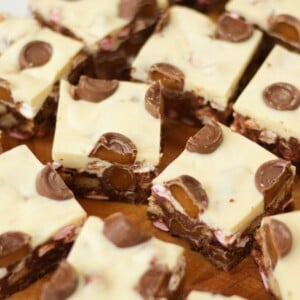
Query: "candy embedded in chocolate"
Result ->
[[118, 0, 158, 20], [262, 219, 292, 268], [0, 231, 31, 267], [103, 213, 151, 248], [36, 165, 73, 200], [262, 82, 300, 111], [19, 41, 53, 69], [166, 175, 208, 218], [145, 82, 163, 118], [269, 14, 300, 43], [40, 260, 79, 300], [149, 63, 184, 91], [0, 78, 12, 102], [215, 13, 254, 42], [90, 132, 137, 165], [186, 121, 223, 154], [74, 76, 119, 102]]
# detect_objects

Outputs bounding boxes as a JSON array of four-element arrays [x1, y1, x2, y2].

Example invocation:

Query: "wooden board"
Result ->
[[5, 120, 300, 300]]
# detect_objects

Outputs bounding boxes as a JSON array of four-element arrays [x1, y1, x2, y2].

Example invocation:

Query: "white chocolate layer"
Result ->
[[0, 145, 86, 248], [233, 45, 300, 141], [131, 6, 262, 110], [153, 124, 281, 237], [52, 80, 161, 171], [0, 27, 83, 118], [67, 216, 184, 300], [187, 291, 246, 300]]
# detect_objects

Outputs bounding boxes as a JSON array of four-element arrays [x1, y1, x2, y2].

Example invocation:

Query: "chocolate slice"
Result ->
[[263, 219, 292, 268], [166, 175, 208, 218], [149, 63, 184, 91], [145, 82, 163, 118], [36, 165, 73, 200], [90, 132, 137, 165], [118, 0, 158, 20], [262, 82, 300, 111], [103, 213, 151, 248], [0, 231, 31, 267], [19, 41, 52, 69], [186, 121, 223, 154], [216, 13, 254, 42], [75, 76, 119, 102], [41, 260, 79, 300]]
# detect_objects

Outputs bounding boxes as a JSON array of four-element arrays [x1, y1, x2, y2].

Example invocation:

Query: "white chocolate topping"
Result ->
[[262, 211, 300, 300], [153, 124, 279, 237], [0, 27, 83, 118], [67, 216, 184, 300], [52, 80, 161, 172], [0, 145, 86, 248], [187, 291, 246, 300], [131, 6, 262, 110], [233, 45, 300, 141]]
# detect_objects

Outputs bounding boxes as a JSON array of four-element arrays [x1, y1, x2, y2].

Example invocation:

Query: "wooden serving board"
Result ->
[[5, 120, 300, 300]]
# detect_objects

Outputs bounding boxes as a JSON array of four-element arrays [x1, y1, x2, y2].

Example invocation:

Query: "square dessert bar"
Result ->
[[227, 0, 300, 50], [0, 145, 86, 298], [40, 213, 185, 300], [253, 211, 300, 299], [131, 6, 262, 124], [29, 0, 168, 80], [148, 120, 295, 270], [187, 291, 246, 300], [232, 45, 300, 168], [0, 18, 83, 140], [53, 76, 163, 203]]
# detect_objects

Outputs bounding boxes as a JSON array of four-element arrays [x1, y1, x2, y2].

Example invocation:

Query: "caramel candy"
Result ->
[[75, 76, 119, 102], [0, 231, 31, 267], [263, 219, 292, 268], [90, 132, 137, 165], [103, 213, 150, 248], [167, 175, 208, 218], [41, 260, 79, 300], [186, 121, 223, 154], [216, 13, 254, 42], [262, 82, 300, 111], [149, 63, 184, 91], [19, 41, 52, 69], [36, 165, 73, 200], [145, 82, 163, 119], [118, 0, 158, 20]]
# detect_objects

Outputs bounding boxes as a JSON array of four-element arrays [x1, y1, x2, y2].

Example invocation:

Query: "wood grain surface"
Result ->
[[4, 120, 300, 300]]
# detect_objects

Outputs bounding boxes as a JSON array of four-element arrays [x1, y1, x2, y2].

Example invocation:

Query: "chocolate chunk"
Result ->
[[0, 231, 31, 267], [41, 260, 78, 300], [263, 219, 292, 268], [167, 175, 208, 218], [136, 264, 171, 298], [145, 82, 163, 118], [216, 13, 254, 42], [119, 0, 158, 20], [36, 165, 73, 200], [186, 121, 223, 154], [19, 41, 52, 69], [262, 82, 300, 111], [68, 52, 90, 85], [90, 132, 137, 165], [149, 63, 184, 91], [75, 76, 119, 102], [103, 213, 151, 248]]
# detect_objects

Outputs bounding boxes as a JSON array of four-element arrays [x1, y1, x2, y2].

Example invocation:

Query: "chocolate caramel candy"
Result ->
[[19, 41, 52, 69], [145, 82, 163, 118], [0, 231, 31, 267], [149, 63, 184, 91], [263, 82, 300, 111], [90, 132, 137, 165], [186, 121, 223, 154], [166, 175, 208, 218], [103, 213, 151, 248], [36, 165, 73, 200], [41, 260, 79, 300], [216, 13, 254, 42], [262, 219, 292, 268], [75, 76, 119, 102], [118, 0, 158, 20]]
